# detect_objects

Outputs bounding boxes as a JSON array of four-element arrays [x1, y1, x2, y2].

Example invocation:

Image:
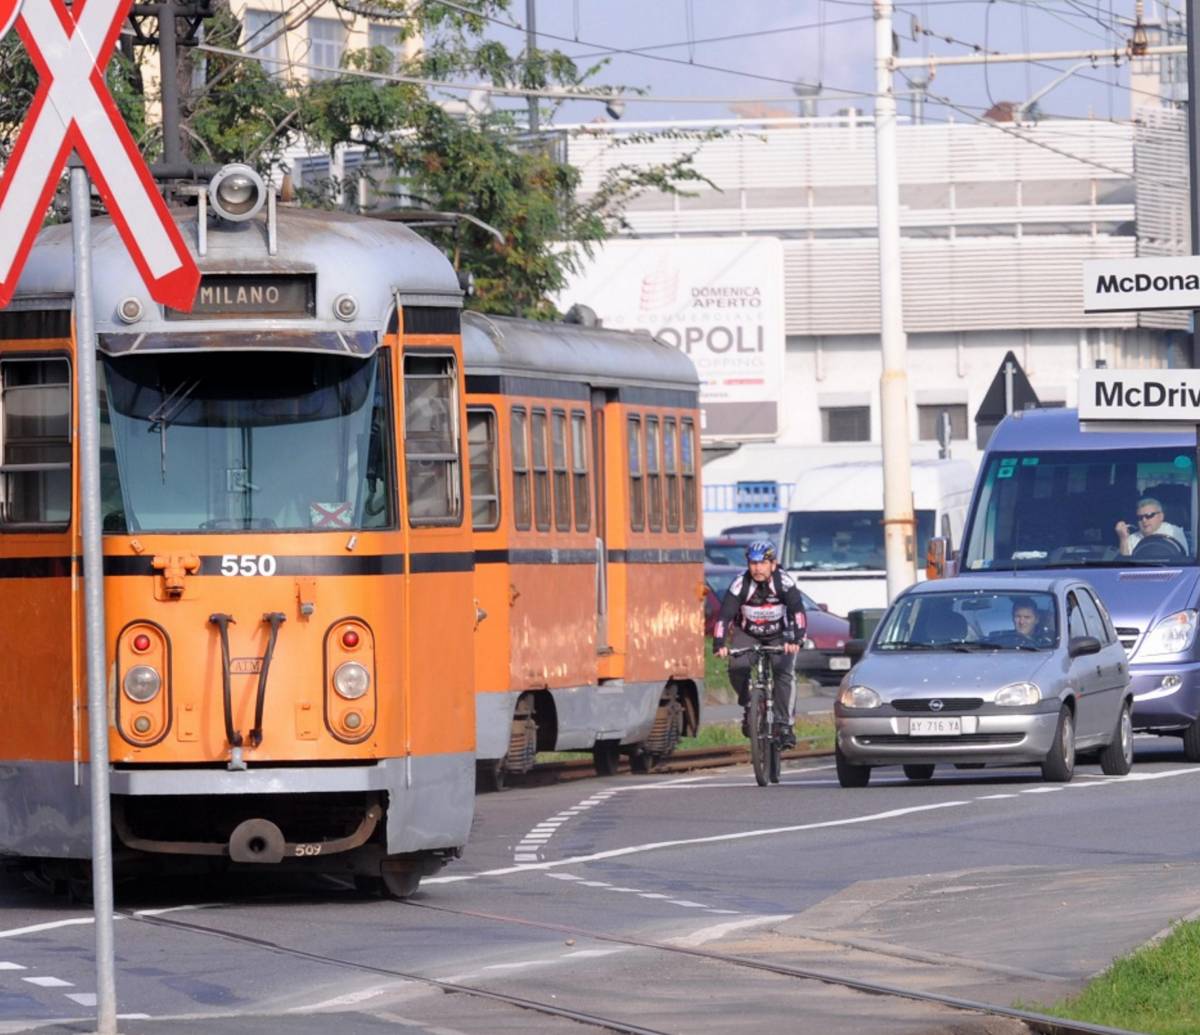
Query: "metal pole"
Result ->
[[875, 0, 916, 603], [71, 166, 118, 1035], [525, 0, 538, 133], [1004, 361, 1014, 414], [1188, 0, 1200, 365], [158, 0, 182, 168]]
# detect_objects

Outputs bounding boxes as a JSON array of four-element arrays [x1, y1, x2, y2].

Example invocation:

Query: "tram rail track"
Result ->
[[405, 901, 1142, 1035], [121, 895, 1139, 1035], [512, 738, 833, 786]]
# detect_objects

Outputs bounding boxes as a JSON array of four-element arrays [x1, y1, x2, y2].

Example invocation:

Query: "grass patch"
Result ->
[[679, 715, 835, 752], [1030, 918, 1200, 1035], [705, 641, 735, 702]]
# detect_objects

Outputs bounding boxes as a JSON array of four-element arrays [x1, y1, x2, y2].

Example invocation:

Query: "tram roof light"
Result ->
[[209, 163, 267, 223]]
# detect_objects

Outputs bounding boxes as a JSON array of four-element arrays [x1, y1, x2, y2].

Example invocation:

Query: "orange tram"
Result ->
[[0, 167, 705, 895], [463, 314, 704, 789]]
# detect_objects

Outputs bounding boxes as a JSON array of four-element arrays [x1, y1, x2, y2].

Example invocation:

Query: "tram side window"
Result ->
[[404, 354, 461, 525], [0, 358, 71, 530], [467, 408, 499, 531], [681, 418, 697, 532], [510, 407, 531, 530], [628, 415, 645, 531], [531, 408, 551, 532], [551, 409, 571, 532], [571, 410, 590, 532], [646, 416, 662, 532], [664, 418, 680, 532]]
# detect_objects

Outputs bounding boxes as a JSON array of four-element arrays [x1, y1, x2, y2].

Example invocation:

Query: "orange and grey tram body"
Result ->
[[462, 313, 704, 785], [0, 189, 475, 894]]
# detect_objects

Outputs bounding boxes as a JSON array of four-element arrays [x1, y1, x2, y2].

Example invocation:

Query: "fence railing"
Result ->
[[704, 481, 798, 514]]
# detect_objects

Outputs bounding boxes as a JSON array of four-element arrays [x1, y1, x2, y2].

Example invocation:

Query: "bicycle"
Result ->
[[729, 643, 788, 787]]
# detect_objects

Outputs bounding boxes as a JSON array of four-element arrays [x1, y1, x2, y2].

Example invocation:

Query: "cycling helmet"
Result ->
[[745, 540, 776, 562]]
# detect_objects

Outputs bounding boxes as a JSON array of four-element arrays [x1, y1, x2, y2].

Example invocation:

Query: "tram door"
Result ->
[[591, 388, 610, 652]]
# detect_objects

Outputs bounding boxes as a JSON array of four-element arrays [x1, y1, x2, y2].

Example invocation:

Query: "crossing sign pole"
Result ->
[[0, 3, 201, 1032], [70, 163, 118, 1035]]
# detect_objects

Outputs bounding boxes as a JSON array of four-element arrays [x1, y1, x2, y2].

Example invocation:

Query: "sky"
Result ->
[[470, 0, 1180, 128]]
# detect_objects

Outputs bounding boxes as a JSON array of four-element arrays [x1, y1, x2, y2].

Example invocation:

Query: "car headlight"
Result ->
[[994, 681, 1040, 707], [123, 665, 162, 703], [1138, 610, 1198, 658], [333, 661, 371, 700], [838, 684, 881, 709]]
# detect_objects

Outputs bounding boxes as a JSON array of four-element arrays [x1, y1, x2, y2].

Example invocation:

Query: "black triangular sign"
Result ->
[[974, 350, 1040, 423]]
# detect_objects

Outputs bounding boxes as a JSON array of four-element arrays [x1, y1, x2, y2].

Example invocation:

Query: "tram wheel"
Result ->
[[593, 740, 621, 776], [380, 865, 421, 900], [628, 746, 655, 773], [476, 760, 508, 793]]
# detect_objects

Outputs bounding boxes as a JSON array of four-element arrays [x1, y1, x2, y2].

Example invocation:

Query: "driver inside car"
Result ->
[[1115, 497, 1188, 556]]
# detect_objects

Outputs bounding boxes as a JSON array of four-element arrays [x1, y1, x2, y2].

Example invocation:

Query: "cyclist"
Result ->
[[714, 540, 806, 749]]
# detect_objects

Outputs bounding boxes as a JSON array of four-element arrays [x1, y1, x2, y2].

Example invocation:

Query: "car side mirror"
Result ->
[[1068, 635, 1101, 658], [818, 602, 829, 612], [845, 638, 867, 661]]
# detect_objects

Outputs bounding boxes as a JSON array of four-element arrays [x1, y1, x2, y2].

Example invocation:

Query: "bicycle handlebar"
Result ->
[[727, 644, 787, 657]]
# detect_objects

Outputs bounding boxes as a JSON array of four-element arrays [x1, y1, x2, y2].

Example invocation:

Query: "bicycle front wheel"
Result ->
[[749, 682, 770, 787]]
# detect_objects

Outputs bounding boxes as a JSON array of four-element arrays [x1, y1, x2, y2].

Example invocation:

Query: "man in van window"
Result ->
[[714, 540, 806, 749], [1115, 497, 1187, 556]]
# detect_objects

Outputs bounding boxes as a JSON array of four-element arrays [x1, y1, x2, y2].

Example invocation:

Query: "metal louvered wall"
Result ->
[[1135, 108, 1190, 330], [567, 117, 1147, 338]]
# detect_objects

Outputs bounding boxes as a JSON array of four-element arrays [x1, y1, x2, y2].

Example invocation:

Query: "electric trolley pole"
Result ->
[[873, 0, 916, 603]]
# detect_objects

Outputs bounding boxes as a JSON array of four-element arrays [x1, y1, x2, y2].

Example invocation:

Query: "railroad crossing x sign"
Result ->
[[0, 0, 199, 310]]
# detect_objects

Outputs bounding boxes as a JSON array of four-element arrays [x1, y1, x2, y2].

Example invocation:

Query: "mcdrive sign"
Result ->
[[1079, 369, 1200, 422], [558, 237, 786, 441]]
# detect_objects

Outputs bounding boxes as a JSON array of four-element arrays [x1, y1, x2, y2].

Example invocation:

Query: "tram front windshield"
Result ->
[[962, 446, 1199, 570], [100, 351, 395, 533]]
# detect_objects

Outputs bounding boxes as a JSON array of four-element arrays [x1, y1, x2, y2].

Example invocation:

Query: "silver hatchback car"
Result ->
[[835, 577, 1133, 787]]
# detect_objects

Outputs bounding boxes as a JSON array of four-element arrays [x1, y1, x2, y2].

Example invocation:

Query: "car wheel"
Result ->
[[1041, 705, 1075, 783], [902, 763, 935, 782], [835, 745, 870, 788], [1183, 715, 1200, 763], [1099, 702, 1133, 776]]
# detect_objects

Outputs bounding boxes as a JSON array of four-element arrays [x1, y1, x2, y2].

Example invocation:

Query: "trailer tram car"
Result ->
[[463, 313, 705, 788], [0, 167, 475, 897]]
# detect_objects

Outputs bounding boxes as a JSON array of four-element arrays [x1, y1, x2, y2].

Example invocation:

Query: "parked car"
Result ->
[[705, 563, 851, 683], [705, 536, 757, 567], [834, 577, 1133, 787], [720, 522, 782, 538]]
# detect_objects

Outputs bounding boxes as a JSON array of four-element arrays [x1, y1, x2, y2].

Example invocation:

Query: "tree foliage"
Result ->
[[0, 0, 715, 316]]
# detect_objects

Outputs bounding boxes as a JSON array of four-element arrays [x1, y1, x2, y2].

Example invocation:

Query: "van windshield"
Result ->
[[782, 510, 935, 571], [962, 447, 1199, 570]]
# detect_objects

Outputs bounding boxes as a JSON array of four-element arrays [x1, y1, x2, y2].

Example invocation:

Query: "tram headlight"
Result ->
[[123, 665, 162, 703], [209, 163, 267, 222], [333, 661, 370, 700]]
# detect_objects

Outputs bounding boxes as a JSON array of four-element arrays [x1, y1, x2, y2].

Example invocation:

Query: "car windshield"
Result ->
[[875, 590, 1059, 651], [99, 350, 395, 533], [962, 446, 1199, 570], [705, 540, 752, 566], [782, 509, 935, 571]]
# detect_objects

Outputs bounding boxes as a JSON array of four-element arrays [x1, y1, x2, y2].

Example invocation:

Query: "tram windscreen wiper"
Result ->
[[146, 379, 201, 482]]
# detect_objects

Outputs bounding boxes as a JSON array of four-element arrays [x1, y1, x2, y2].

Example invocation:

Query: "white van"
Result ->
[[779, 459, 976, 616]]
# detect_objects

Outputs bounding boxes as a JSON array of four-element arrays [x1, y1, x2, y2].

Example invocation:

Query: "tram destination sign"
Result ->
[[166, 274, 316, 320], [1082, 256, 1200, 313], [1079, 369, 1200, 422]]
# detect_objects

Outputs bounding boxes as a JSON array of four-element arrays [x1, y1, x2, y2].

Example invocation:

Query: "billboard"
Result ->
[[559, 237, 786, 441]]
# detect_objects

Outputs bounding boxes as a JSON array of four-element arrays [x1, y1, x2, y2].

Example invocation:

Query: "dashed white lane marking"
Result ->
[[64, 993, 97, 1007], [0, 962, 25, 970], [22, 976, 72, 988], [545, 872, 748, 916], [290, 986, 395, 1011], [667, 914, 793, 948], [976, 793, 1018, 800], [0, 918, 97, 940], [511, 787, 621, 863]]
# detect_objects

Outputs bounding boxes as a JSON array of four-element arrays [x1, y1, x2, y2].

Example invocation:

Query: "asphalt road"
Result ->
[[2, 737, 1198, 1034]]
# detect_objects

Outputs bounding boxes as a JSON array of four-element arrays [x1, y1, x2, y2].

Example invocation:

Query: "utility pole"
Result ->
[[874, 0, 916, 602], [525, 0, 538, 133]]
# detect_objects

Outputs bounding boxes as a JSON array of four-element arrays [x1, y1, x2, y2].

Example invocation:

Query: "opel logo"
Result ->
[[929, 699, 944, 712]]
